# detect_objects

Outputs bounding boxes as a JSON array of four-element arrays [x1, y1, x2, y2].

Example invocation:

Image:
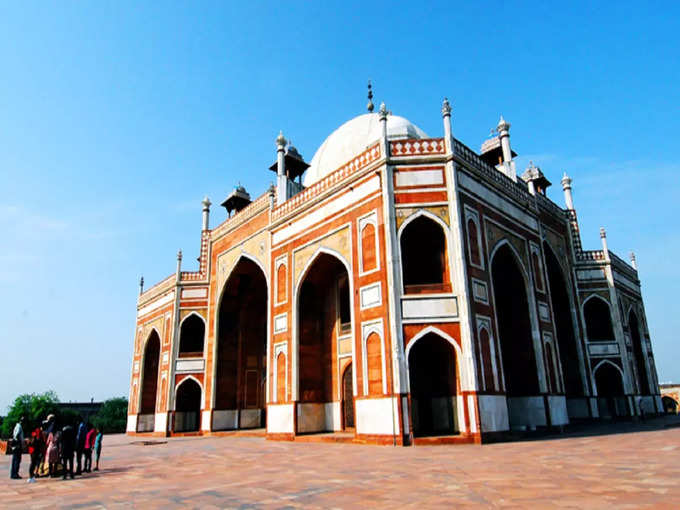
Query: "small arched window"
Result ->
[[361, 223, 377, 272], [178, 314, 205, 357], [584, 297, 615, 341], [276, 352, 286, 402], [467, 219, 481, 266], [479, 327, 494, 391], [276, 263, 287, 303], [366, 332, 383, 395], [401, 215, 449, 294]]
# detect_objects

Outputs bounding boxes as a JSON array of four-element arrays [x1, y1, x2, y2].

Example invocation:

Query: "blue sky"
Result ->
[[1, 2, 678, 411]]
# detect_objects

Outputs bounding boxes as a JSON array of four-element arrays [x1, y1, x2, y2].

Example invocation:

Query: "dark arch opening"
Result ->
[[584, 297, 614, 341], [544, 243, 584, 397], [174, 379, 201, 432], [594, 362, 626, 419], [178, 314, 205, 357], [662, 396, 678, 414], [408, 333, 459, 437], [138, 331, 160, 432], [401, 215, 449, 294], [629, 311, 650, 395], [298, 253, 350, 433], [214, 257, 268, 430], [491, 244, 540, 397]]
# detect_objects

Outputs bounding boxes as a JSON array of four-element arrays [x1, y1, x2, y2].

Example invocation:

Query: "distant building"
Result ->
[[127, 89, 661, 444], [660, 384, 680, 413], [58, 401, 102, 423]]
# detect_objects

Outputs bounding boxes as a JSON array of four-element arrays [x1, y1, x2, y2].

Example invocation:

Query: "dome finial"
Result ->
[[367, 80, 374, 113]]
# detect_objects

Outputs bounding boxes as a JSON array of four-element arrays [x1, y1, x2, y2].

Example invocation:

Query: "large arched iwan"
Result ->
[[214, 257, 268, 430], [544, 242, 584, 396], [490, 244, 540, 397], [298, 252, 352, 433]]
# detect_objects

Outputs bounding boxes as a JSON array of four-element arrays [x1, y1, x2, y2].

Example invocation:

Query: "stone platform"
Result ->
[[2, 417, 680, 508]]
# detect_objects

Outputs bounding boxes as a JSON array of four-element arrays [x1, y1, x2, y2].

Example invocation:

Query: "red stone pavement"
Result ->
[[2, 418, 680, 509]]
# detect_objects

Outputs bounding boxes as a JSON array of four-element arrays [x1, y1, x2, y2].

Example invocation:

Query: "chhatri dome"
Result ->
[[303, 112, 428, 186]]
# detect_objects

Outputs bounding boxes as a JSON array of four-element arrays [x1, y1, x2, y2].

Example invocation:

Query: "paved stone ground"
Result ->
[[2, 417, 680, 509]]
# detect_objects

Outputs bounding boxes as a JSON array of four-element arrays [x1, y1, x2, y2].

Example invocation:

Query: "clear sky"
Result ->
[[1, 2, 679, 412]]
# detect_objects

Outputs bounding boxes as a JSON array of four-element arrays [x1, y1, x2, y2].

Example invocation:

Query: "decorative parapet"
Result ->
[[610, 251, 639, 279], [566, 210, 583, 253], [535, 192, 566, 219], [211, 191, 271, 241], [179, 231, 211, 283], [272, 142, 381, 221], [452, 139, 534, 207], [390, 138, 445, 156], [576, 250, 606, 262], [138, 274, 175, 305]]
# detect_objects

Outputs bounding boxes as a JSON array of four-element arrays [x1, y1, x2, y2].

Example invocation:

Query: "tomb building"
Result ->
[[127, 91, 661, 444]]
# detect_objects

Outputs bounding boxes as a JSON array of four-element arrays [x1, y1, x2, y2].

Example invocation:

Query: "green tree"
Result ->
[[92, 397, 128, 433], [1, 391, 60, 438]]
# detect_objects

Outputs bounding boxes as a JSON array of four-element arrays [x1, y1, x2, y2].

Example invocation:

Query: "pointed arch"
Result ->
[[174, 376, 203, 432], [178, 312, 206, 357], [582, 295, 615, 341], [397, 209, 452, 294], [213, 254, 269, 429], [628, 309, 650, 395], [406, 327, 461, 436], [292, 246, 354, 402]]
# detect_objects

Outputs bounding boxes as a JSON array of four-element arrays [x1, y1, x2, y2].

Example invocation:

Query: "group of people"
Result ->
[[9, 415, 104, 482]]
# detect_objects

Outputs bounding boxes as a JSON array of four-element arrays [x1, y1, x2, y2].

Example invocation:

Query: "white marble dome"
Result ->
[[303, 113, 428, 186]]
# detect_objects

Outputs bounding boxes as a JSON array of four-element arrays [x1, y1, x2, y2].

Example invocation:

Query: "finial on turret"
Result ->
[[139, 276, 144, 295], [378, 101, 388, 121], [599, 227, 607, 239], [497, 115, 510, 132], [177, 249, 183, 261], [367, 80, 374, 113], [630, 251, 638, 270], [276, 130, 286, 150], [441, 97, 451, 117]]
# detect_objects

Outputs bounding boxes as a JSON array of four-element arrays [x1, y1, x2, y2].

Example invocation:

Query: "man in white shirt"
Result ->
[[10, 416, 26, 480]]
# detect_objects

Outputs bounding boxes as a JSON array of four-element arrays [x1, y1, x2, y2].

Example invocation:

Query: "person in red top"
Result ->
[[28, 424, 44, 481], [84, 424, 97, 473]]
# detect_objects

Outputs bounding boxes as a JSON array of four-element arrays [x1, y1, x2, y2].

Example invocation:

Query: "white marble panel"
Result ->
[[401, 295, 458, 321], [360, 283, 382, 309], [274, 313, 288, 334], [478, 395, 509, 432], [175, 359, 205, 372], [355, 397, 400, 435], [181, 288, 208, 299], [548, 396, 569, 425], [213, 410, 239, 430], [395, 169, 444, 187], [266, 404, 294, 434]]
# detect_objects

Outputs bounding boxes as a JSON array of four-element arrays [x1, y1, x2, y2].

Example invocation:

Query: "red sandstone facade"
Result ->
[[127, 100, 661, 444]]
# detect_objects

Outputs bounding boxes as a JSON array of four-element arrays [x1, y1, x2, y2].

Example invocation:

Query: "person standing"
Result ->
[[75, 418, 87, 475], [84, 424, 96, 473], [60, 424, 75, 480], [28, 423, 44, 481], [93, 427, 103, 472], [10, 416, 26, 479], [45, 428, 60, 478]]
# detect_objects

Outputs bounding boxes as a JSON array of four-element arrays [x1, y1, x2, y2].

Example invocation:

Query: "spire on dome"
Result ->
[[367, 80, 374, 113]]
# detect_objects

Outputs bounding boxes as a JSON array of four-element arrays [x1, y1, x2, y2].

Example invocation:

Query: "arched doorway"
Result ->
[[400, 215, 449, 294], [298, 252, 351, 433], [408, 333, 459, 437], [174, 378, 201, 432], [594, 362, 626, 419], [178, 314, 205, 357], [490, 244, 541, 428], [543, 243, 585, 409], [138, 331, 161, 432], [342, 364, 355, 430], [214, 257, 268, 430], [629, 311, 650, 395]]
